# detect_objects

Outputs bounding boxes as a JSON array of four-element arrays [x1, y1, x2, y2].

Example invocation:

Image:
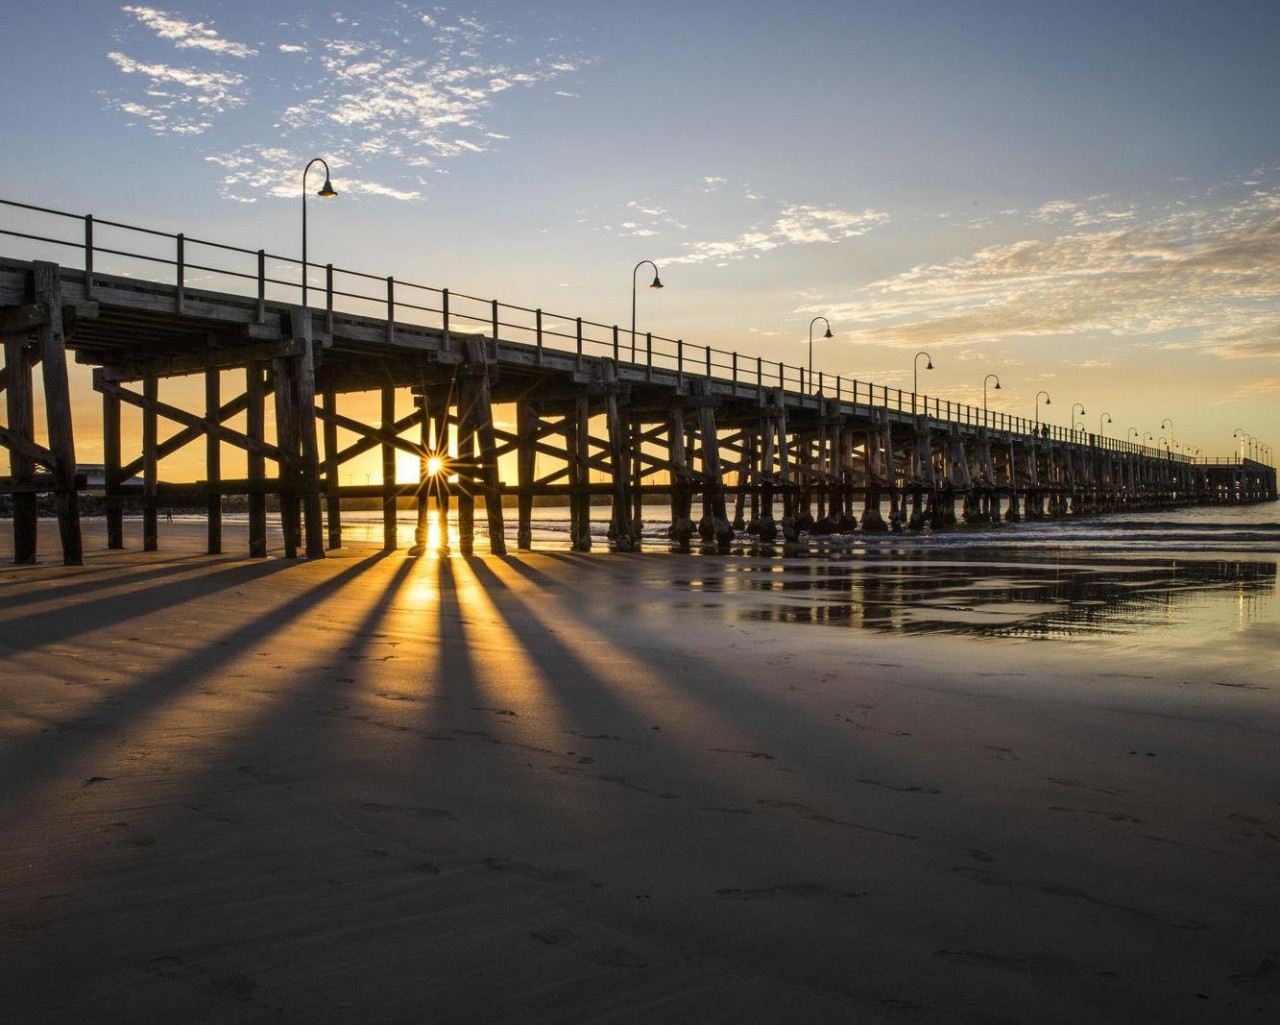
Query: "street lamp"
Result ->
[[1071, 403, 1086, 439], [983, 373, 1001, 410], [913, 351, 933, 395], [631, 260, 663, 362], [1233, 427, 1248, 459], [1034, 390, 1051, 424], [1143, 432, 1154, 447], [1128, 427, 1139, 442], [1161, 417, 1175, 447], [1099, 412, 1112, 436], [809, 316, 833, 391], [302, 157, 337, 308]]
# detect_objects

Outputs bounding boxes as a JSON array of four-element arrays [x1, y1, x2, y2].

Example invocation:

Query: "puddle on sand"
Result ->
[[669, 553, 1277, 641]]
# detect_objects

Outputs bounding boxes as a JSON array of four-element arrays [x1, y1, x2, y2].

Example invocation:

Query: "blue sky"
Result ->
[[3, 1, 1279, 458]]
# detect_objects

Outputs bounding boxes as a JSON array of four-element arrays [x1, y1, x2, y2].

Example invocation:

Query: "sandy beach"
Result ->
[[2, 519, 1279, 1023]]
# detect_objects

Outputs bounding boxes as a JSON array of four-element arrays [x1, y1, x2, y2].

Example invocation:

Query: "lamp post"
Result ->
[[1128, 427, 1139, 442], [631, 260, 663, 362], [1099, 412, 1112, 436], [1143, 432, 1154, 447], [1233, 427, 1248, 459], [1161, 417, 1175, 448], [913, 351, 933, 395], [809, 316, 833, 392], [301, 157, 337, 308], [1034, 390, 1051, 425], [1071, 403, 1086, 440], [982, 373, 1001, 426]]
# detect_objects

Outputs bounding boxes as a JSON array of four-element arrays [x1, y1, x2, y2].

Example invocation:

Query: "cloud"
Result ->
[[817, 182, 1280, 359], [103, 52, 246, 133], [104, 6, 588, 200], [663, 203, 889, 265], [123, 5, 258, 58]]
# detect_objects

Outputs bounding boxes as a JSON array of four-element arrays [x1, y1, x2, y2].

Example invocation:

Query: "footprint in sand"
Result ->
[[351, 801, 454, 821], [1228, 954, 1280, 995], [858, 778, 941, 795], [708, 748, 775, 760], [1049, 806, 1144, 824], [482, 857, 598, 887], [715, 883, 864, 901], [951, 866, 1208, 930], [101, 822, 156, 848], [529, 928, 649, 968], [935, 949, 1114, 978]]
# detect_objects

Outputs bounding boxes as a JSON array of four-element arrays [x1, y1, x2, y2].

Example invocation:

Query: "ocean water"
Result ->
[[237, 501, 1277, 643]]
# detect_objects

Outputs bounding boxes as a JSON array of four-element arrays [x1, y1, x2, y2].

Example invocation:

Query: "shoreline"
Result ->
[[2, 520, 1278, 1021]]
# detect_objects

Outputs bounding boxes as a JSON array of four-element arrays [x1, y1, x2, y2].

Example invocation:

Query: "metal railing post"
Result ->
[[175, 233, 185, 313], [256, 250, 266, 323], [84, 214, 94, 299], [325, 264, 334, 333], [386, 277, 395, 343]]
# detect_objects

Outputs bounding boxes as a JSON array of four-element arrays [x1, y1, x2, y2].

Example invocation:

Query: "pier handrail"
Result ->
[[0, 197, 1264, 468]]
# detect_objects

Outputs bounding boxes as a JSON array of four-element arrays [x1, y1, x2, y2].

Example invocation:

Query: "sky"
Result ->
[[2, 0, 1279, 463]]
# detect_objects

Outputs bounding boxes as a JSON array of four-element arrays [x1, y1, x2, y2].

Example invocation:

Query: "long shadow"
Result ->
[[499, 555, 950, 804], [459, 557, 754, 811], [0, 556, 252, 613], [0, 550, 392, 818], [0, 558, 298, 648], [492, 554, 561, 590]]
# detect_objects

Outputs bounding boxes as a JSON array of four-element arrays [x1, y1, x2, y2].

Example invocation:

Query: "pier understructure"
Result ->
[[2, 228, 1275, 566]]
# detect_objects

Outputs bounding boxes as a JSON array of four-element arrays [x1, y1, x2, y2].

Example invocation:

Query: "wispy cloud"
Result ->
[[663, 203, 889, 265], [103, 6, 588, 201], [820, 179, 1280, 359], [122, 6, 258, 58], [104, 51, 246, 133]]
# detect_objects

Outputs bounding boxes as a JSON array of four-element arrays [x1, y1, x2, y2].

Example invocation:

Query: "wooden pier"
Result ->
[[2, 201, 1276, 565]]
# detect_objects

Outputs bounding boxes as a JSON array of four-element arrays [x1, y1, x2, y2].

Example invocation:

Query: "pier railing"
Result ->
[[0, 197, 1255, 467]]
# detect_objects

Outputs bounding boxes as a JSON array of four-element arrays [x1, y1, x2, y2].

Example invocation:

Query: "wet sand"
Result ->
[[2, 520, 1279, 1022]]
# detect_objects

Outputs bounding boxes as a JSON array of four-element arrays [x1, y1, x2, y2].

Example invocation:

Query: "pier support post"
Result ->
[[246, 361, 267, 557], [205, 368, 222, 554], [323, 390, 342, 549], [142, 374, 159, 552], [462, 336, 506, 555], [695, 382, 731, 549], [103, 381, 123, 550], [34, 264, 83, 565], [668, 405, 693, 549], [381, 386, 398, 551], [272, 357, 299, 559], [603, 365, 634, 550], [293, 310, 325, 560], [3, 337, 37, 563], [516, 400, 536, 550]]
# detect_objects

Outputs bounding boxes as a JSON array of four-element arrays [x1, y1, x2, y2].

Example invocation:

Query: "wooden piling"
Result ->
[[205, 368, 221, 554], [35, 264, 82, 564], [381, 386, 397, 551], [3, 338, 37, 563], [142, 374, 159, 552], [246, 361, 267, 558]]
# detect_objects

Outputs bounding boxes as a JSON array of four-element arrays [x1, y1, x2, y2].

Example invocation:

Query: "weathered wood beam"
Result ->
[[118, 390, 252, 483], [99, 335, 306, 382], [35, 263, 83, 565], [94, 373, 293, 465], [0, 300, 97, 336]]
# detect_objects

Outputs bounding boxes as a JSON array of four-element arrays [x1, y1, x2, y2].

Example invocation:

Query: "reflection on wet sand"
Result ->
[[674, 553, 1277, 639]]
